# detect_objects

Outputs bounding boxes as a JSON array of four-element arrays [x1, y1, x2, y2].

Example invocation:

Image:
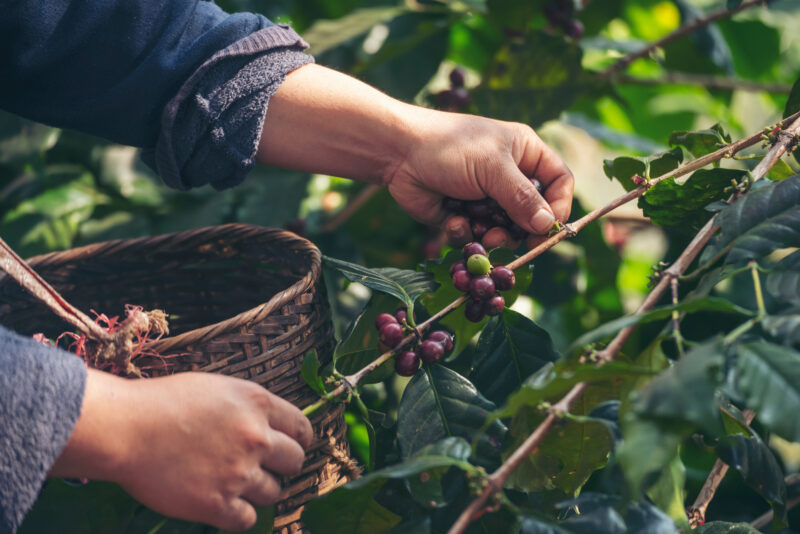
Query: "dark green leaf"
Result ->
[[639, 168, 746, 228], [674, 0, 735, 75], [334, 294, 397, 383], [766, 250, 800, 305], [324, 256, 437, 310], [762, 312, 800, 347], [603, 148, 683, 192], [470, 309, 560, 405], [716, 434, 787, 527], [733, 340, 800, 442], [696, 522, 761, 534], [617, 414, 684, 496], [397, 365, 507, 464], [301, 350, 326, 395], [302, 7, 404, 55], [701, 174, 800, 264], [301, 479, 400, 534], [668, 123, 731, 158], [726, 0, 744, 9], [557, 493, 680, 534], [645, 453, 687, 528]]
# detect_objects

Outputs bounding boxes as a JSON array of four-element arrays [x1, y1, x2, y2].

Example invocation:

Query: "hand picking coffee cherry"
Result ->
[[395, 350, 421, 377], [449, 242, 517, 322]]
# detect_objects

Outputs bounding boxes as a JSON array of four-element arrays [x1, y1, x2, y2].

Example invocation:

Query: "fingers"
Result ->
[[482, 227, 519, 250], [261, 427, 307, 476], [544, 171, 574, 225], [482, 162, 556, 235], [216, 497, 258, 532], [516, 126, 574, 224], [263, 392, 314, 451], [242, 469, 282, 507], [444, 215, 473, 246]]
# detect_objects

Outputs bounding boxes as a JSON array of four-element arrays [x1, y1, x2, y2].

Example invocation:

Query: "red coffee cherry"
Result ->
[[379, 322, 404, 348], [470, 275, 496, 299], [462, 242, 487, 259], [428, 330, 454, 352], [375, 313, 398, 330], [452, 270, 472, 292], [419, 340, 445, 364], [490, 266, 516, 291], [484, 293, 505, 316], [395, 351, 421, 377], [464, 298, 486, 323], [450, 259, 468, 277]]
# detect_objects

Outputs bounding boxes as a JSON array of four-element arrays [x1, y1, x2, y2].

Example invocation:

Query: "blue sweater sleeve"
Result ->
[[0, 0, 293, 148]]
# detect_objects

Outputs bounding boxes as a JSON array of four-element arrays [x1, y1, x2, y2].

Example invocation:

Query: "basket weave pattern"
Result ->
[[0, 224, 350, 533]]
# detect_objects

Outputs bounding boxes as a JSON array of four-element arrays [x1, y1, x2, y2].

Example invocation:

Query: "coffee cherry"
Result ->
[[445, 215, 474, 247], [465, 298, 486, 323], [467, 200, 493, 219], [471, 220, 490, 241], [530, 177, 544, 194], [449, 67, 466, 88], [508, 223, 528, 241], [565, 19, 584, 39], [419, 340, 445, 364], [375, 313, 398, 330], [452, 269, 472, 292], [379, 322, 404, 348], [482, 227, 515, 250], [470, 275, 496, 299], [395, 308, 410, 324], [395, 351, 421, 377], [442, 197, 465, 213], [462, 242, 487, 259], [449, 259, 468, 276], [467, 254, 492, 276], [428, 330, 454, 352], [490, 266, 516, 291], [450, 87, 471, 108], [485, 293, 505, 316], [490, 212, 511, 228]]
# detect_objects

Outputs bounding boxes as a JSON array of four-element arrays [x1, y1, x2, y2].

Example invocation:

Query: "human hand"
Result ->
[[386, 108, 574, 246], [51, 370, 313, 532]]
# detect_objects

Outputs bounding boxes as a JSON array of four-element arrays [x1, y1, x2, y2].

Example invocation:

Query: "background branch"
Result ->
[[616, 72, 792, 94]]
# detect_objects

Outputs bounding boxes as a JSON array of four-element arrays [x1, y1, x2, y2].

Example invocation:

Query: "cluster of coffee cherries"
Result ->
[[450, 242, 516, 323], [543, 0, 584, 39], [442, 177, 544, 249], [375, 309, 454, 377], [435, 67, 470, 112]]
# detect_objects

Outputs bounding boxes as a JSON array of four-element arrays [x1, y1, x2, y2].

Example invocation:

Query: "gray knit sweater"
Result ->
[[1, 7, 312, 534]]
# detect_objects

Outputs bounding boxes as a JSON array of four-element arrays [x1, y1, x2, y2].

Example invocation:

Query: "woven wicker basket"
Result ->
[[0, 223, 352, 533]]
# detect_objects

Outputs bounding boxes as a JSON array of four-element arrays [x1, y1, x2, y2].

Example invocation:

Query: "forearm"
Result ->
[[256, 64, 418, 185]]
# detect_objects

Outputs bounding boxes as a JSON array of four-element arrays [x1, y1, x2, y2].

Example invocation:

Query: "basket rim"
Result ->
[[16, 223, 322, 353]]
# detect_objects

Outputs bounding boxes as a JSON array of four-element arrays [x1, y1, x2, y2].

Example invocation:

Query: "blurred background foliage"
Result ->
[[4, 0, 800, 530]]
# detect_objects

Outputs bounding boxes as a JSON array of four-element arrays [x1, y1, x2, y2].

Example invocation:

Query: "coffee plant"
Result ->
[[7, 0, 800, 533]]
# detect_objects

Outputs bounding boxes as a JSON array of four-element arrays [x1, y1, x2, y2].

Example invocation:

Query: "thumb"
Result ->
[[482, 163, 555, 235]]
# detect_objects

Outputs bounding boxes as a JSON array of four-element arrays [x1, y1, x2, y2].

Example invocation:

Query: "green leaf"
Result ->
[[565, 297, 753, 355], [726, 0, 744, 9], [301, 350, 326, 395], [631, 339, 726, 436], [646, 452, 688, 529], [472, 33, 587, 128], [674, 0, 735, 75], [470, 309, 560, 405], [557, 493, 680, 533], [324, 256, 437, 311], [301, 479, 400, 534], [639, 168, 746, 228], [766, 250, 800, 305], [603, 147, 683, 192], [334, 294, 397, 383], [733, 340, 800, 442], [701, 174, 800, 264], [617, 414, 684, 497], [762, 313, 800, 347], [668, 123, 731, 158], [766, 158, 796, 181], [716, 434, 788, 527], [696, 522, 761, 534], [302, 7, 404, 56], [397, 365, 507, 464]]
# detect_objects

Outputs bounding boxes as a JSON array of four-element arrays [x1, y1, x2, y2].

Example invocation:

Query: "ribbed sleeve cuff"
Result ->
[[0, 326, 86, 533], [144, 24, 314, 191]]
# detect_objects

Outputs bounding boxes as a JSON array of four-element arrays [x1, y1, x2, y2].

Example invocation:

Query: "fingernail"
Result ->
[[530, 208, 555, 234]]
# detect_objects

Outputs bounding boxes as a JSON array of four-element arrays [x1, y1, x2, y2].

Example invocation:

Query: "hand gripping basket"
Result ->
[[0, 224, 354, 533]]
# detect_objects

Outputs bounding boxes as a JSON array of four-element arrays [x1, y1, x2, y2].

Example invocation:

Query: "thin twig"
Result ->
[[670, 276, 685, 357], [447, 114, 800, 534], [600, 0, 767, 79], [616, 73, 792, 94], [320, 184, 381, 232], [687, 410, 756, 528]]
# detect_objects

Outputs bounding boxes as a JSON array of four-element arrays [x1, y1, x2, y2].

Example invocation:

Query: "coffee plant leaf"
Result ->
[[645, 452, 688, 528], [565, 296, 753, 355], [324, 256, 438, 311], [701, 174, 800, 264], [674, 0, 735, 75], [715, 434, 788, 528], [762, 312, 800, 348], [301, 349, 326, 395], [765, 249, 800, 305], [397, 364, 507, 465], [765, 158, 795, 181], [727, 0, 744, 9], [639, 168, 746, 228], [668, 123, 731, 158], [732, 340, 800, 442], [555, 493, 680, 534], [470, 308, 559, 405], [617, 414, 685, 497], [696, 523, 761, 534], [631, 338, 726, 436], [301, 479, 400, 534], [301, 7, 405, 56], [518, 516, 570, 534], [603, 147, 683, 192], [334, 294, 399, 383]]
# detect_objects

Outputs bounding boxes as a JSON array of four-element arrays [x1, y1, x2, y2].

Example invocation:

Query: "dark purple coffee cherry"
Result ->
[[465, 298, 486, 323], [467, 200, 493, 219], [443, 197, 465, 213], [419, 340, 445, 364], [379, 322, 404, 348], [490, 266, 516, 291], [428, 330, 454, 352], [445, 215, 473, 247], [395, 351, 421, 377], [490, 212, 511, 227], [565, 19, 584, 39], [450, 259, 468, 277], [530, 177, 544, 194], [375, 313, 398, 330], [451, 87, 471, 108], [471, 220, 490, 240], [395, 308, 411, 324], [452, 269, 472, 292], [449, 67, 466, 88], [508, 223, 528, 241], [470, 275, 496, 299], [462, 242, 487, 259], [485, 293, 505, 316]]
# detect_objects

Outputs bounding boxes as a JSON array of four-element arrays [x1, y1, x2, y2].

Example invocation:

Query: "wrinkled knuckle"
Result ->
[[511, 185, 537, 210]]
